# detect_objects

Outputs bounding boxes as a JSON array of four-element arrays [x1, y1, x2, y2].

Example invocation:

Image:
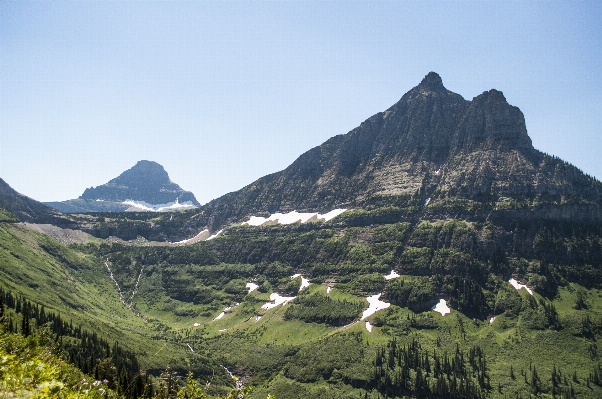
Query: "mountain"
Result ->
[[3, 73, 602, 399], [67, 72, 602, 241], [46, 160, 201, 212], [181, 72, 601, 232], [0, 177, 74, 225]]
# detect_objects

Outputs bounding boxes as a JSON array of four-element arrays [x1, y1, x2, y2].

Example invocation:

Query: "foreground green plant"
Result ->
[[0, 329, 120, 398]]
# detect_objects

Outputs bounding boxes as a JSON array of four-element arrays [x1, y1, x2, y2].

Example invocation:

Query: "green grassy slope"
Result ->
[[3, 216, 602, 398]]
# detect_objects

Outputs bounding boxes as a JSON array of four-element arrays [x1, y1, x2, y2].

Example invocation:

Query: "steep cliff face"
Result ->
[[191, 72, 601, 231]]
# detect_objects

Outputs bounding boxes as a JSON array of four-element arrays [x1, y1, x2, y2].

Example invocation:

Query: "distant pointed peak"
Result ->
[[418, 72, 445, 91]]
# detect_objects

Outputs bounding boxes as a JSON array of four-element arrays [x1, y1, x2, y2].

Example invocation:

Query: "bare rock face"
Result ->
[[193, 72, 601, 230]]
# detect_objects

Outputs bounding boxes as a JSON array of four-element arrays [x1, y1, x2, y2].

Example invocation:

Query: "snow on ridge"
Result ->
[[260, 274, 310, 309], [213, 303, 239, 321], [206, 229, 223, 240], [171, 229, 221, 245], [292, 274, 310, 291], [122, 198, 197, 212], [509, 278, 533, 295], [432, 299, 451, 316], [172, 229, 209, 245], [246, 282, 259, 293], [243, 209, 347, 226], [261, 293, 296, 310], [365, 321, 373, 332], [384, 270, 400, 280], [362, 294, 390, 320]]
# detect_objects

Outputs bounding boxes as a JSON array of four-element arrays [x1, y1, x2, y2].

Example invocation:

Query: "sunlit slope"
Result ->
[[0, 223, 204, 372]]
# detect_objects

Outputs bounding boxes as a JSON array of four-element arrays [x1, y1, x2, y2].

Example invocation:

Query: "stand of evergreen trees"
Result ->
[[370, 339, 489, 399], [0, 286, 151, 399]]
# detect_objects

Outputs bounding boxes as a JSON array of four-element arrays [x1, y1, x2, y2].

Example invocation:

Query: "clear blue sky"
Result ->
[[1, 1, 601, 204]]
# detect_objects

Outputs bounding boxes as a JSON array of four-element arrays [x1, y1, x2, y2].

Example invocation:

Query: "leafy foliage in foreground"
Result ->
[[0, 329, 123, 399]]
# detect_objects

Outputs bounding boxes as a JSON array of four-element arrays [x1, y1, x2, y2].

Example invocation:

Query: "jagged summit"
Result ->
[[417, 71, 445, 91], [46, 160, 200, 213], [185, 72, 601, 231]]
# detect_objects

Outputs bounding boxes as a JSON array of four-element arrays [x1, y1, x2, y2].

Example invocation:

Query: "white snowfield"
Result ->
[[243, 209, 347, 226], [384, 270, 400, 280], [292, 274, 310, 291], [260, 274, 310, 309], [171, 229, 222, 245], [246, 282, 259, 293], [122, 199, 197, 212], [432, 299, 451, 316], [509, 278, 533, 295], [361, 294, 391, 320], [365, 321, 373, 332], [213, 303, 239, 321], [206, 229, 223, 241], [261, 293, 296, 310], [490, 316, 496, 324], [172, 229, 210, 245], [326, 286, 332, 294]]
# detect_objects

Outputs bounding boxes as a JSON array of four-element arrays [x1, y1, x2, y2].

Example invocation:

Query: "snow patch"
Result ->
[[509, 278, 533, 295], [292, 274, 310, 291], [192, 322, 200, 327], [246, 282, 259, 293], [384, 270, 400, 280], [365, 321, 373, 332], [361, 294, 391, 320], [172, 229, 209, 245], [255, 315, 262, 322], [213, 303, 239, 321], [206, 229, 223, 241], [260, 274, 309, 309], [243, 209, 347, 226], [326, 286, 332, 294], [432, 299, 451, 316], [424, 198, 431, 206], [261, 293, 296, 310], [489, 317, 496, 324], [122, 199, 197, 212]]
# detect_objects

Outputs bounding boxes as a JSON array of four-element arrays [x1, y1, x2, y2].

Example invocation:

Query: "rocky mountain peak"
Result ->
[[417, 71, 445, 91], [107, 160, 172, 188], [79, 160, 196, 204], [46, 161, 200, 212]]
